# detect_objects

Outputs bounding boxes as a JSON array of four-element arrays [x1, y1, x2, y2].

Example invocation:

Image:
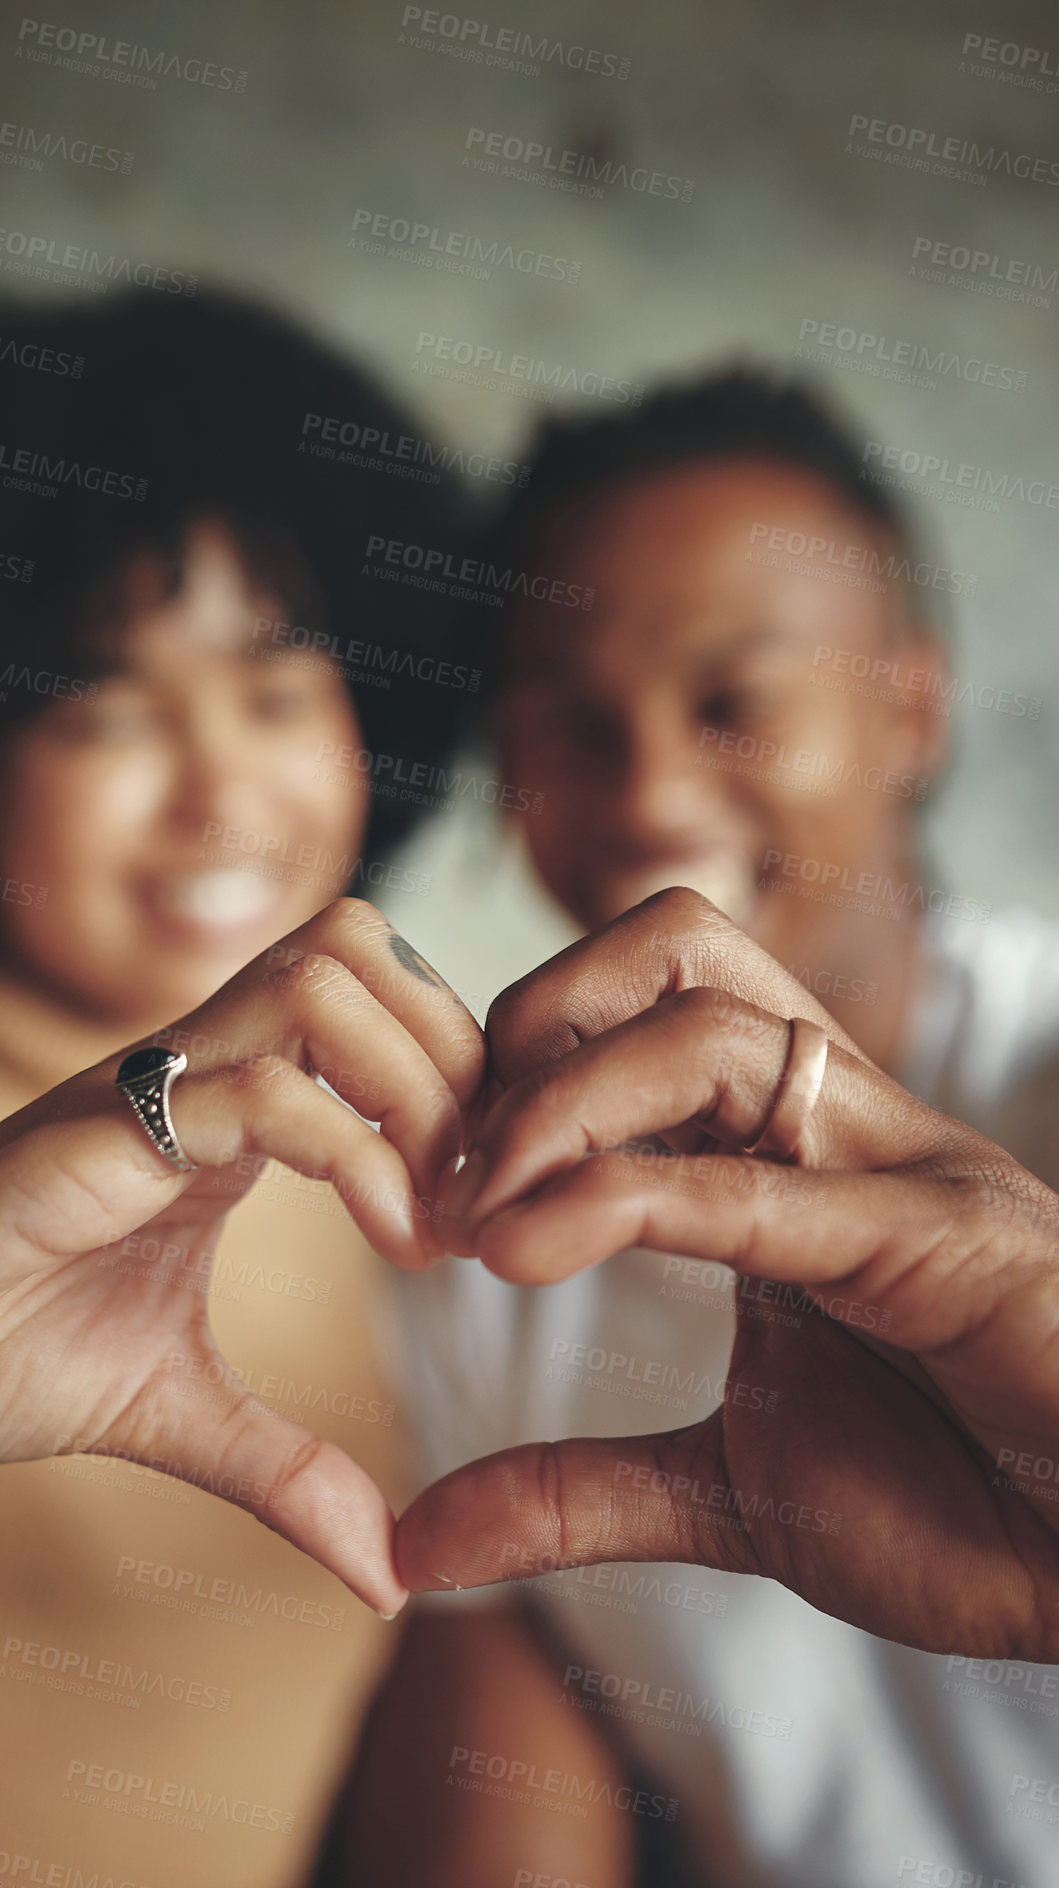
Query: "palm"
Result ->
[[681, 1301, 1054, 1656], [0, 1068, 249, 1465], [0, 1215, 224, 1465]]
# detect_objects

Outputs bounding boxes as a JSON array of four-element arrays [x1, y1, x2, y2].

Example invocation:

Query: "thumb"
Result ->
[[395, 1416, 734, 1593], [106, 1354, 408, 1619]]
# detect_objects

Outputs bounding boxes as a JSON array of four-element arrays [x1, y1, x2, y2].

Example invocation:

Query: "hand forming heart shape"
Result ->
[[2, 889, 1058, 1656]]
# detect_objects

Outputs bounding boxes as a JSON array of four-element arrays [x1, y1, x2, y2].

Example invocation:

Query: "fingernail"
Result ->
[[443, 1146, 487, 1217]]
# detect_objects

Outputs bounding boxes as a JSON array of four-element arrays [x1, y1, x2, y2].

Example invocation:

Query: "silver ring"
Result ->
[[114, 1047, 198, 1173]]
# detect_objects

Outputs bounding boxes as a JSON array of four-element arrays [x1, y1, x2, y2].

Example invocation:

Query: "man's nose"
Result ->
[[611, 718, 723, 845]]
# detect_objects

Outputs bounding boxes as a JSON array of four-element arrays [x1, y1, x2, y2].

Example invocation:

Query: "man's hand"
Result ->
[[396, 889, 1059, 1660], [0, 898, 485, 1616]]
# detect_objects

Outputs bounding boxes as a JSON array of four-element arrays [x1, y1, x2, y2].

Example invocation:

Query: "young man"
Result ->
[[360, 372, 1059, 1886]]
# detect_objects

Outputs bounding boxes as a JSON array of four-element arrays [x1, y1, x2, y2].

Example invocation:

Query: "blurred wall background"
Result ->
[[2, 0, 1057, 910]]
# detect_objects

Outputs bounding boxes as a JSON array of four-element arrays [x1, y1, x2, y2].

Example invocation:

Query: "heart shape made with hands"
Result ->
[[394, 887, 1059, 1662], [1, 887, 1057, 1653]]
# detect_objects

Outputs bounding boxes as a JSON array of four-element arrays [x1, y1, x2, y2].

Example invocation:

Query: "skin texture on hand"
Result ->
[[396, 888, 1059, 1661], [0, 897, 486, 1617]]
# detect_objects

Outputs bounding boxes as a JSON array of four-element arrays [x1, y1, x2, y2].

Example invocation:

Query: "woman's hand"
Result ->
[[396, 889, 1059, 1659], [0, 897, 485, 1616]]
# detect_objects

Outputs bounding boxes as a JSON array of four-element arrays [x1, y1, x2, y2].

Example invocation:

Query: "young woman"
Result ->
[[0, 287, 485, 1888]]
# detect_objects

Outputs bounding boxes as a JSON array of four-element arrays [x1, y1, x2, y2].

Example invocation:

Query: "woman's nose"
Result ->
[[164, 717, 271, 841]]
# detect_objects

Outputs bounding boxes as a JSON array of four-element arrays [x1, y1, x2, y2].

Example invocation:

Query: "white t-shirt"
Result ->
[[382, 811, 1059, 1888]]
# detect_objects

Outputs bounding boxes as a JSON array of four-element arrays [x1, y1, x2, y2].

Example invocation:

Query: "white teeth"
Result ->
[[151, 871, 280, 927]]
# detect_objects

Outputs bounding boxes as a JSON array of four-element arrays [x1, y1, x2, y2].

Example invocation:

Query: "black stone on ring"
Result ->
[[114, 1047, 198, 1173]]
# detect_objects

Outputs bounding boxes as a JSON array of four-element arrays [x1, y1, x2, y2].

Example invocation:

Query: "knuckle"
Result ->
[[646, 883, 717, 932], [486, 1070, 560, 1160], [536, 1440, 575, 1563], [486, 975, 581, 1074], [646, 885, 736, 988], [478, 1228, 546, 1287], [280, 951, 350, 1008], [454, 1028, 489, 1107], [670, 983, 733, 1030], [484, 978, 527, 1051], [326, 896, 391, 948], [407, 1076, 461, 1138], [240, 1051, 297, 1094]]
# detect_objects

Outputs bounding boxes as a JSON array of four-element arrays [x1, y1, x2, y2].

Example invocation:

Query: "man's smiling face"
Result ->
[[496, 458, 942, 963]]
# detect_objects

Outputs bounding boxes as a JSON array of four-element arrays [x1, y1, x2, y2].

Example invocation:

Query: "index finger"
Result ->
[[484, 885, 869, 1093], [442, 987, 941, 1248], [177, 897, 488, 1114]]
